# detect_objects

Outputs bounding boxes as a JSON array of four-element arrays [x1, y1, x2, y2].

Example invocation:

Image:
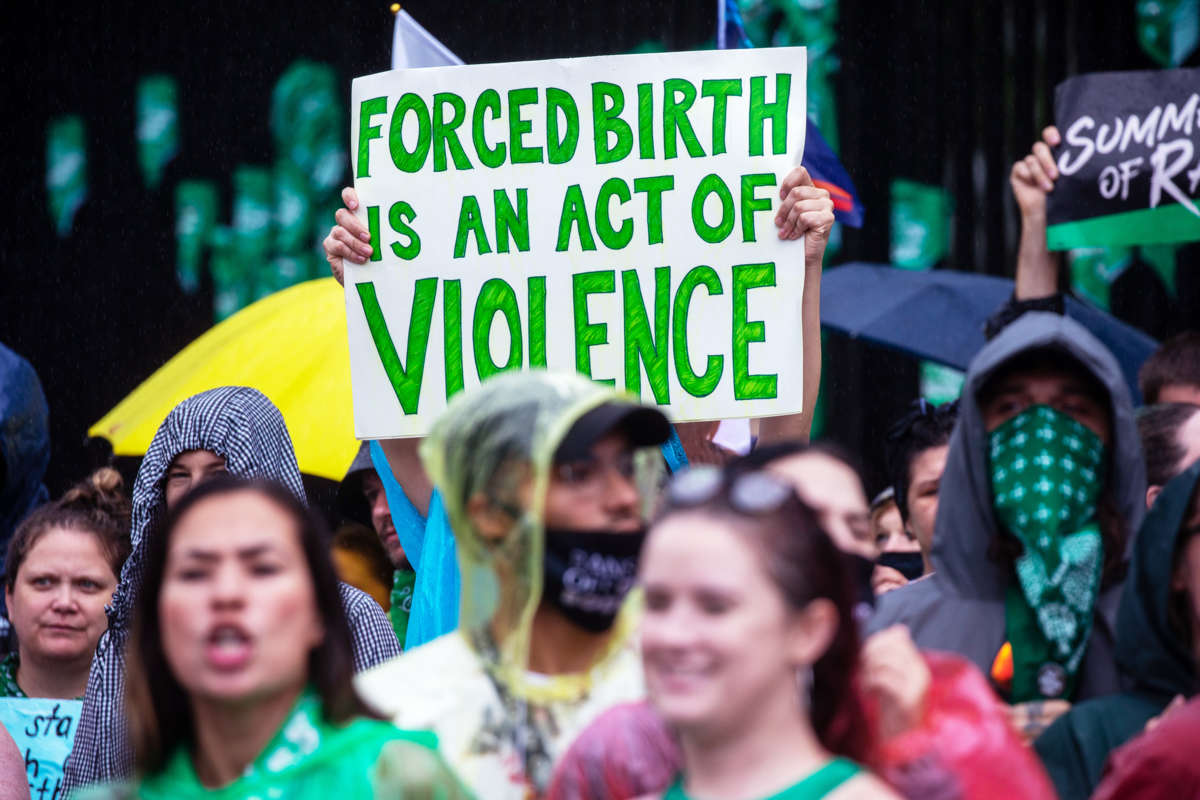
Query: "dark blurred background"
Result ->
[[1, 0, 1197, 500]]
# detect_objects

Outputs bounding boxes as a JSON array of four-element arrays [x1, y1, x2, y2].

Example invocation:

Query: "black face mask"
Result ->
[[846, 552, 877, 621], [542, 527, 647, 633], [877, 551, 926, 582]]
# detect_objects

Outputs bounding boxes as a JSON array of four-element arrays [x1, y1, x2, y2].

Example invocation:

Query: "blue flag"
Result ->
[[803, 119, 865, 228], [718, 0, 753, 49]]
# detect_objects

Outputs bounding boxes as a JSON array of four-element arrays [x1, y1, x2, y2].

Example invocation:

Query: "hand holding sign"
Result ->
[[776, 166, 833, 263], [324, 187, 373, 285], [328, 167, 833, 278]]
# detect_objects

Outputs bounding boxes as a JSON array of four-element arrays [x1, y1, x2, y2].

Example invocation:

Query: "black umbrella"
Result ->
[[820, 263, 1158, 403]]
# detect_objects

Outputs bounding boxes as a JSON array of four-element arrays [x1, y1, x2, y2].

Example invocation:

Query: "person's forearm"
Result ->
[[758, 260, 821, 445], [1014, 211, 1060, 299], [379, 437, 434, 517]]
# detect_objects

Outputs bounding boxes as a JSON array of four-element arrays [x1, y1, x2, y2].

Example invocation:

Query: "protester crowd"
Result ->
[[0, 111, 1198, 800]]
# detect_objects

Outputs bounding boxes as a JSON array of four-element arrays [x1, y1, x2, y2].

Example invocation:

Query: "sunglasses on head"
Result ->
[[666, 465, 796, 515]]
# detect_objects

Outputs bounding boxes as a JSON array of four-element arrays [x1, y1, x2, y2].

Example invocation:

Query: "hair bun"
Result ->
[[60, 467, 131, 531]]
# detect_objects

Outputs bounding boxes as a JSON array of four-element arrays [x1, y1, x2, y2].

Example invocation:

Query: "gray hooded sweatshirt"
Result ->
[[868, 313, 1146, 701]]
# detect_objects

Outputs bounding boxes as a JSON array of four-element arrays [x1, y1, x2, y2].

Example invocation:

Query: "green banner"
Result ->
[[46, 115, 87, 237], [137, 75, 180, 189], [1137, 0, 1199, 68], [1049, 203, 1200, 250], [175, 180, 218, 293], [920, 361, 965, 405], [272, 61, 345, 194], [890, 179, 952, 270]]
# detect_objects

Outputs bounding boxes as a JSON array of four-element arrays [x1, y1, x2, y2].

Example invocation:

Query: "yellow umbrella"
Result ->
[[90, 277, 359, 481]]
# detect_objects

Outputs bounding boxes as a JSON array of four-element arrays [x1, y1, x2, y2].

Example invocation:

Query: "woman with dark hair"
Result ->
[[638, 466, 897, 799], [2, 468, 129, 699], [77, 476, 467, 799]]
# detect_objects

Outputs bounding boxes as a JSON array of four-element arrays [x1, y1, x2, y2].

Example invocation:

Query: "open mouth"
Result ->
[[205, 624, 252, 670]]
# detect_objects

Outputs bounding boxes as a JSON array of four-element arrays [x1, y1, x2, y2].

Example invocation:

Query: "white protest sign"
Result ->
[[0, 697, 82, 800], [346, 48, 807, 438]]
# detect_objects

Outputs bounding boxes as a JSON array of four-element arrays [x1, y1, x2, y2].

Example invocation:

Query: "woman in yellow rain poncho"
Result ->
[[356, 371, 672, 798]]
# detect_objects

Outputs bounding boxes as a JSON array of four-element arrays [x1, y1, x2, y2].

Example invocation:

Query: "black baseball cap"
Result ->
[[554, 400, 672, 462]]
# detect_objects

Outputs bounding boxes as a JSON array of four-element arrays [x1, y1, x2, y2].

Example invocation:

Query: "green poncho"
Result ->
[[75, 689, 471, 799]]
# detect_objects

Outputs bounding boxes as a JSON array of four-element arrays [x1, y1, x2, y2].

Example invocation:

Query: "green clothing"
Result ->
[[867, 314, 1146, 703], [664, 758, 861, 800], [74, 689, 462, 800], [989, 404, 1106, 702], [1035, 460, 1200, 800], [0, 652, 25, 698], [0, 652, 85, 699], [390, 568, 416, 647]]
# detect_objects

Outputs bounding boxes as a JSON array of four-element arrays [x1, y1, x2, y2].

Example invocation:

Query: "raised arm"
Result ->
[[757, 166, 834, 446], [1011, 126, 1063, 299]]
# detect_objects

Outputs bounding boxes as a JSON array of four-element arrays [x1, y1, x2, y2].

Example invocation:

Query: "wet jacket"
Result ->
[[868, 313, 1146, 701], [62, 387, 400, 793], [0, 343, 50, 575], [1034, 459, 1200, 800]]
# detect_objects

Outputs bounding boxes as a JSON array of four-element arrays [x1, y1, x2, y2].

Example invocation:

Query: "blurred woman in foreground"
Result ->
[[638, 466, 899, 799], [548, 458, 1056, 800], [78, 476, 467, 799]]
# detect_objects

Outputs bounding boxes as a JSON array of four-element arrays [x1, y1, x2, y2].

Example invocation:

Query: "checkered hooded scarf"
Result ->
[[108, 385, 306, 636]]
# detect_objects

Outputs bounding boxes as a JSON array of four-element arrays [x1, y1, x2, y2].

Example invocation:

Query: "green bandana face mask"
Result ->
[[988, 404, 1107, 701], [390, 569, 416, 649]]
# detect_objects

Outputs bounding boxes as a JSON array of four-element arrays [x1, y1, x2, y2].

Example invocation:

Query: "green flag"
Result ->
[[890, 179, 952, 270], [137, 75, 180, 189], [1137, 0, 1199, 68], [175, 180, 218, 293], [46, 115, 87, 237]]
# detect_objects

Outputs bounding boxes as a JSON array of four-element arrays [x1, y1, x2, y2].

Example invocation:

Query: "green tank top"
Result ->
[[664, 758, 862, 800]]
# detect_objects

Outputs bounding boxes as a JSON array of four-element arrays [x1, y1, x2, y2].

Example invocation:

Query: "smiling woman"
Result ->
[[637, 466, 901, 800], [2, 468, 130, 700]]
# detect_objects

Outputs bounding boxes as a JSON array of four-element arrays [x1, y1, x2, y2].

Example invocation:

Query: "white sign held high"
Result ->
[[346, 47, 807, 438]]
